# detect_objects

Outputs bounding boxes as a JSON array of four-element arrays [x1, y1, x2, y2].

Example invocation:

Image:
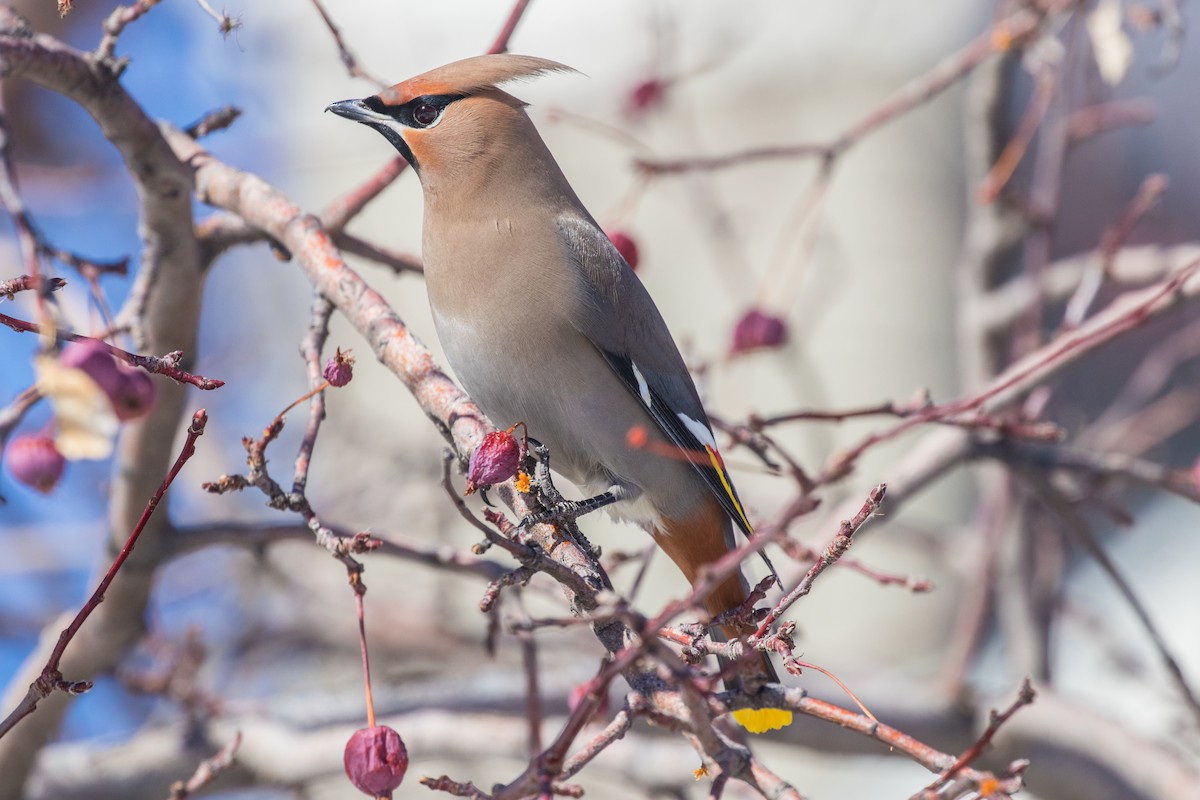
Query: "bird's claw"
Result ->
[[520, 499, 585, 529]]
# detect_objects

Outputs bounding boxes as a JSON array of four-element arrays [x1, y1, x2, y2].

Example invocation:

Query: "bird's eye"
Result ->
[[412, 103, 440, 127]]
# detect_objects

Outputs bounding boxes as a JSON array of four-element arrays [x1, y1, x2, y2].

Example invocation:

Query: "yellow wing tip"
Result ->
[[732, 708, 793, 734]]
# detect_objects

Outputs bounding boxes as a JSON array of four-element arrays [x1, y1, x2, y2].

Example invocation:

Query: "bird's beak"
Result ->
[[325, 98, 377, 124]]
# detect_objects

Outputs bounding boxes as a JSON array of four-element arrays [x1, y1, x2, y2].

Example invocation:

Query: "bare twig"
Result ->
[[915, 679, 1036, 798], [351, 575, 376, 727], [0, 410, 208, 741], [757, 688, 1028, 798], [0, 386, 40, 446], [1021, 472, 1200, 726], [754, 485, 885, 637], [752, 398, 1062, 443], [308, 0, 385, 86], [321, 157, 409, 234], [488, 0, 534, 55], [978, 66, 1057, 203], [96, 0, 162, 61], [292, 294, 335, 497], [167, 731, 242, 800], [0, 275, 66, 300], [820, 260, 1200, 484], [192, 0, 241, 39], [636, 8, 1046, 175], [1062, 173, 1169, 329], [0, 312, 223, 390], [1065, 98, 1156, 143], [334, 232, 423, 275], [0, 96, 50, 327], [185, 105, 241, 139]]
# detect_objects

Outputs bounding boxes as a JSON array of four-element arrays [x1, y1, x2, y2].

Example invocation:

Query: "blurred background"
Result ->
[[2, 1, 1199, 798]]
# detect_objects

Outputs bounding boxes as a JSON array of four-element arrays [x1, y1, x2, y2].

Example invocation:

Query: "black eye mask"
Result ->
[[364, 93, 465, 129]]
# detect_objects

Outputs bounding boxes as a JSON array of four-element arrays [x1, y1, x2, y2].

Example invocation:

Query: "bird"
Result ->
[[328, 54, 791, 733]]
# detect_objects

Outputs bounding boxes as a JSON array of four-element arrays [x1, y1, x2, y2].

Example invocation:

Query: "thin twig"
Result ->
[[978, 66, 1057, 203], [488, 0, 533, 54], [96, 0, 162, 60], [167, 731, 242, 800], [1022, 472, 1200, 727], [0, 98, 50, 328], [819, 260, 1200, 484], [0, 275, 66, 300], [334, 232, 423, 275], [292, 294, 335, 496], [1061, 173, 1168, 330], [0, 312, 224, 389], [308, 0, 384, 86], [0, 410, 208, 741], [916, 679, 1036, 797], [636, 8, 1045, 175], [185, 105, 241, 139], [352, 575, 376, 727], [192, 0, 241, 38], [322, 158, 409, 234], [754, 485, 885, 637]]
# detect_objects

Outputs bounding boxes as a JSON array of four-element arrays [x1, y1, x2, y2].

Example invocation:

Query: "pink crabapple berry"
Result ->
[[324, 348, 355, 387], [6, 433, 66, 493], [465, 425, 526, 495], [730, 308, 789, 355], [59, 340, 156, 420], [624, 76, 668, 119], [344, 725, 408, 797], [110, 367, 156, 421]]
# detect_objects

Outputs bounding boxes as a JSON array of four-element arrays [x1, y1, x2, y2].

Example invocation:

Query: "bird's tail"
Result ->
[[653, 497, 792, 734]]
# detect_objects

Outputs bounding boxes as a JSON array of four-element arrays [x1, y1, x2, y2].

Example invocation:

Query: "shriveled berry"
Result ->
[[7, 433, 66, 493], [605, 229, 640, 271], [344, 725, 408, 797], [465, 428, 523, 495], [730, 308, 788, 355], [324, 348, 355, 387]]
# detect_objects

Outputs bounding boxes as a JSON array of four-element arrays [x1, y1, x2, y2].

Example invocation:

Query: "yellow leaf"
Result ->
[[731, 707, 793, 734]]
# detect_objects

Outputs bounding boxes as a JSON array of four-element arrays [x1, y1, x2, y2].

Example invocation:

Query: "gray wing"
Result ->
[[556, 213, 754, 537]]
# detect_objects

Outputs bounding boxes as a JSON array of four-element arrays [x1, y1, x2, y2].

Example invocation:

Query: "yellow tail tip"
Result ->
[[732, 708, 793, 733]]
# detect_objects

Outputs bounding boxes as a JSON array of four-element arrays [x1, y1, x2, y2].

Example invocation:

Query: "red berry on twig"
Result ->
[[344, 725, 408, 797], [465, 425, 526, 495], [324, 348, 355, 387], [465, 422, 528, 496]]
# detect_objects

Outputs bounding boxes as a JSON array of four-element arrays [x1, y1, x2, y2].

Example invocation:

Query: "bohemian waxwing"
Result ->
[[328, 54, 791, 733]]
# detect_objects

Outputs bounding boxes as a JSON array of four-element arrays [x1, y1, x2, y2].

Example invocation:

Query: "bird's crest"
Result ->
[[378, 54, 576, 107]]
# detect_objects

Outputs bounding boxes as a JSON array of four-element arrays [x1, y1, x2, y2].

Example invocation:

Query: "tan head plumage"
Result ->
[[377, 54, 575, 106], [328, 53, 579, 193]]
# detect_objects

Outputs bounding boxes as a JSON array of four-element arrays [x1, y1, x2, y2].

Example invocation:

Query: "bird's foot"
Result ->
[[523, 492, 613, 527], [529, 441, 565, 507], [521, 484, 634, 528]]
